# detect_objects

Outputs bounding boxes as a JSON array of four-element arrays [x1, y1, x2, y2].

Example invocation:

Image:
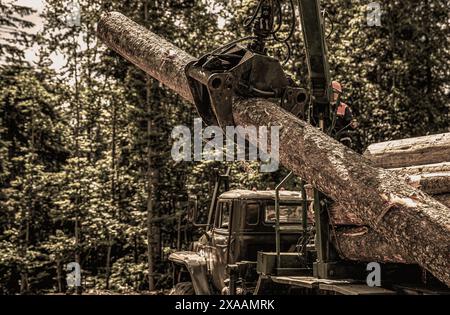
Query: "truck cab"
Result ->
[[169, 189, 310, 294]]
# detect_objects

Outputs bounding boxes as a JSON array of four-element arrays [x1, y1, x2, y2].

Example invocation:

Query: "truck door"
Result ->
[[207, 199, 232, 291]]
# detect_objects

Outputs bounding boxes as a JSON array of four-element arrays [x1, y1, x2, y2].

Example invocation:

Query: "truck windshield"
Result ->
[[265, 204, 302, 223]]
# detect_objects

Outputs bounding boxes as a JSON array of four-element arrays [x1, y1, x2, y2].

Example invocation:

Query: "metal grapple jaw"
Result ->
[[185, 44, 308, 129]]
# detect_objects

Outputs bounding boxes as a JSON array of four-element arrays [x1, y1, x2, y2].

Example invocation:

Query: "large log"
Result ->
[[329, 204, 364, 226], [97, 12, 450, 286], [234, 98, 449, 284], [334, 226, 414, 263], [97, 12, 195, 103], [364, 133, 450, 168], [331, 193, 450, 226], [434, 194, 450, 209]]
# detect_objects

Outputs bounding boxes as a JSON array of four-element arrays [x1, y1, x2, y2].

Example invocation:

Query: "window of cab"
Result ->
[[245, 203, 259, 226], [215, 200, 231, 230], [265, 203, 302, 223]]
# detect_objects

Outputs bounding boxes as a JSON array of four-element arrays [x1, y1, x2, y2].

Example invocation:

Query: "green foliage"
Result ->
[[323, 0, 449, 149], [0, 0, 448, 294], [0, 1, 36, 68]]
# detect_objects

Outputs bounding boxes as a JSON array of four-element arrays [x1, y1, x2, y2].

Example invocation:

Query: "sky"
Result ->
[[2, 0, 224, 70], [20, 0, 47, 64], [1, 0, 67, 70], [4, 0, 46, 31]]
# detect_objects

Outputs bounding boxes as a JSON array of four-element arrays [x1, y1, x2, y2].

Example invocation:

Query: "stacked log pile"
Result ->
[[97, 12, 450, 286], [363, 133, 450, 168], [365, 135, 450, 209]]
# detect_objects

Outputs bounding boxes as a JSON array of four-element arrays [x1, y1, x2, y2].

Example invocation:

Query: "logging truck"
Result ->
[[169, 187, 311, 295], [168, 169, 449, 295], [96, 0, 450, 294]]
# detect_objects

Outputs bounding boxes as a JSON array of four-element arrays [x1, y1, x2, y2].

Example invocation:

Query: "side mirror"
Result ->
[[188, 195, 208, 227], [187, 197, 196, 223]]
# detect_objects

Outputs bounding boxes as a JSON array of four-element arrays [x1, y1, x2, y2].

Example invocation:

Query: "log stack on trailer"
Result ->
[[364, 134, 450, 208]]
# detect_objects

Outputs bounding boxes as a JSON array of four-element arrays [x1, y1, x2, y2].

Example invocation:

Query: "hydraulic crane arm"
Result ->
[[297, 0, 332, 124]]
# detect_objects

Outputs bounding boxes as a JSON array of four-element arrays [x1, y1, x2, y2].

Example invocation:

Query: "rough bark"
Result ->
[[333, 226, 414, 264], [331, 193, 450, 226], [97, 11, 195, 103], [329, 204, 364, 225], [434, 194, 450, 208], [400, 172, 450, 195], [97, 12, 450, 286], [306, 201, 364, 226], [364, 133, 450, 168], [329, 166, 450, 225], [390, 162, 450, 176]]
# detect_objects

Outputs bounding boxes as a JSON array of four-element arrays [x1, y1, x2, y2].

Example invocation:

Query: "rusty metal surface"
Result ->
[[168, 251, 211, 295], [318, 283, 396, 295], [271, 275, 353, 288], [219, 189, 305, 200]]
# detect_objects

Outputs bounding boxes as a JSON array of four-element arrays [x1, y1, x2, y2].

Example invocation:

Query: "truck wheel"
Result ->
[[171, 282, 194, 295]]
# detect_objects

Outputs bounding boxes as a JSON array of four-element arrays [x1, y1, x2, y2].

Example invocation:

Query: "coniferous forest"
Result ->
[[0, 0, 448, 295]]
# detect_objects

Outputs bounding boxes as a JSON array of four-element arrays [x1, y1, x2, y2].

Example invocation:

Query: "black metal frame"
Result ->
[[185, 44, 308, 130]]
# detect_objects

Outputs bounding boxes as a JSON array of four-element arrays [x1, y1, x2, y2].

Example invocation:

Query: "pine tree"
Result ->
[[0, 67, 68, 293], [323, 0, 449, 149], [0, 1, 35, 69]]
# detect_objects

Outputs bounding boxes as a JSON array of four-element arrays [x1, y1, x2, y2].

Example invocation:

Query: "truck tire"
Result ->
[[171, 282, 195, 295]]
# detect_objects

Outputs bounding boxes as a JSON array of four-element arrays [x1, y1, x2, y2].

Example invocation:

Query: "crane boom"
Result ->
[[297, 0, 331, 122]]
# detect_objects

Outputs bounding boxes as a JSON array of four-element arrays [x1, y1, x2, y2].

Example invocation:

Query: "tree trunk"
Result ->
[[364, 133, 450, 168], [97, 12, 194, 103], [145, 76, 156, 292], [331, 193, 450, 226], [73, 29, 83, 296], [74, 216, 81, 294], [105, 92, 117, 290], [177, 214, 182, 250], [143, 0, 159, 293], [19, 218, 29, 294], [105, 234, 112, 290], [329, 166, 450, 225], [133, 233, 139, 291], [96, 12, 450, 286], [333, 226, 414, 263], [329, 204, 364, 226], [434, 194, 450, 208], [56, 255, 63, 293]]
